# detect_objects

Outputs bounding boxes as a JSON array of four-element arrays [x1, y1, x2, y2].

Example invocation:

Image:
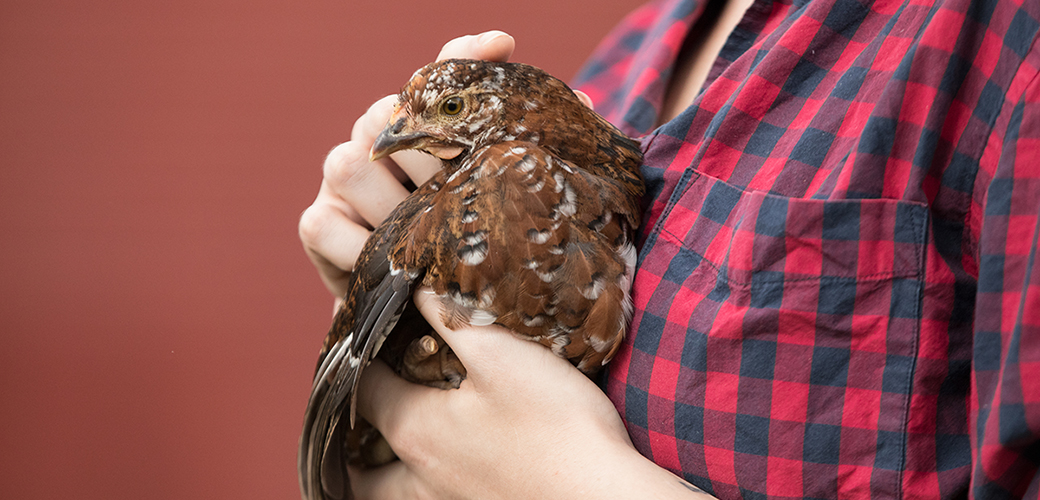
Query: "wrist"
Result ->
[[533, 436, 716, 500], [605, 444, 717, 499]]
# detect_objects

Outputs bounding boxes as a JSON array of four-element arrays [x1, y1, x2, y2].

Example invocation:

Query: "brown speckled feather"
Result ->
[[300, 59, 643, 500]]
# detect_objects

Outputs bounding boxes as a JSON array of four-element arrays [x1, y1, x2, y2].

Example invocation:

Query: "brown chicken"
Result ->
[[299, 59, 644, 500]]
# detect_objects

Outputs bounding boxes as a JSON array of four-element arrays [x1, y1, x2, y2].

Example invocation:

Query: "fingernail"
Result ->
[[477, 30, 507, 46]]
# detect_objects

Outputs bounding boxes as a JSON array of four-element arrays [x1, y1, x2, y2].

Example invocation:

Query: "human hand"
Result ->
[[298, 31, 595, 301], [299, 31, 695, 500], [298, 31, 518, 299], [351, 288, 627, 499], [348, 290, 716, 500]]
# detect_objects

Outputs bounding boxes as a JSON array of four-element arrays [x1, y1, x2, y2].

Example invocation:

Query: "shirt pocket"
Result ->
[[633, 169, 928, 498]]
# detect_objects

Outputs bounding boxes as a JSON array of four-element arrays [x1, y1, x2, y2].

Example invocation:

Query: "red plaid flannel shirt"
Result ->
[[571, 0, 1040, 497]]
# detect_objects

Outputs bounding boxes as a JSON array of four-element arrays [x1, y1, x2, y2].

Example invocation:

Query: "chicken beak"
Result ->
[[369, 106, 429, 161]]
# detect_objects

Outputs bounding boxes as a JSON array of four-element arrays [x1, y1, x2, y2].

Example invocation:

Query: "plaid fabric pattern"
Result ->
[[571, 0, 1040, 498]]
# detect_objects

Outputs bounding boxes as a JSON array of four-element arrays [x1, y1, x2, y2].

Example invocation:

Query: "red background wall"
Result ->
[[0, 1, 644, 498]]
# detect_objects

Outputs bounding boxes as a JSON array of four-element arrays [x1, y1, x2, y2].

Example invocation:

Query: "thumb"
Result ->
[[412, 287, 563, 384], [436, 30, 515, 62]]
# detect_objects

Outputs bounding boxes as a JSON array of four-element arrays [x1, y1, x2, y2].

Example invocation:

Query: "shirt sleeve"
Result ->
[[972, 70, 1040, 498]]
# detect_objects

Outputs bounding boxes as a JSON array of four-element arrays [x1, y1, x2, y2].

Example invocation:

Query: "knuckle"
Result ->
[[410, 485, 437, 500], [367, 95, 396, 117], [297, 203, 333, 246], [323, 142, 369, 190], [388, 436, 425, 467], [382, 419, 427, 465], [354, 96, 395, 141]]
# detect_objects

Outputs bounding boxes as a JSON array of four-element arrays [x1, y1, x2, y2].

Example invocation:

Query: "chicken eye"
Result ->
[[441, 97, 464, 116]]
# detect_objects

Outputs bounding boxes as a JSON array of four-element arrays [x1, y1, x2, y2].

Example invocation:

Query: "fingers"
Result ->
[[352, 30, 516, 188], [298, 200, 369, 297], [349, 95, 410, 185], [302, 30, 518, 301], [411, 288, 563, 385], [301, 112, 413, 296], [302, 132, 416, 292], [351, 95, 396, 144], [399, 31, 514, 186], [435, 31, 588, 112], [323, 141, 412, 227], [354, 358, 433, 447], [436, 30, 514, 62], [352, 95, 440, 188]]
